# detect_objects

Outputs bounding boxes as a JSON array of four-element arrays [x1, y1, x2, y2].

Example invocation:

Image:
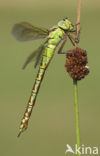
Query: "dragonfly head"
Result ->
[[58, 18, 74, 31]]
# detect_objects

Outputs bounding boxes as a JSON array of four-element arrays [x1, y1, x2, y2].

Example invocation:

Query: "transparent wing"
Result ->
[[12, 22, 49, 41], [22, 43, 46, 69]]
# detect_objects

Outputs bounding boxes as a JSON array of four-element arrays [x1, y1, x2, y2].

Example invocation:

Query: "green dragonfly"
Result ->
[[12, 18, 76, 137]]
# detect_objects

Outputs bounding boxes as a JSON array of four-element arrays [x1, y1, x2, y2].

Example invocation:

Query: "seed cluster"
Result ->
[[65, 47, 89, 80]]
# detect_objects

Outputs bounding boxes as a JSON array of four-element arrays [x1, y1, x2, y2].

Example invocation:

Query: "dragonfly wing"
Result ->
[[22, 43, 46, 69], [34, 46, 45, 68], [12, 22, 49, 41], [22, 50, 38, 69]]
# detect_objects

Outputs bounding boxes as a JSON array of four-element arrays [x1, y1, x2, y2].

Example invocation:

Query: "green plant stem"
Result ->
[[73, 79, 81, 156]]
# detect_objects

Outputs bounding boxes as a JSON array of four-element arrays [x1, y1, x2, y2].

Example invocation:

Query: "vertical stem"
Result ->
[[74, 0, 82, 155], [73, 80, 81, 156]]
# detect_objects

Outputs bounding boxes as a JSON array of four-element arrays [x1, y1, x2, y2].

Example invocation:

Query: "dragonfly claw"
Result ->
[[17, 131, 22, 138], [58, 51, 67, 54]]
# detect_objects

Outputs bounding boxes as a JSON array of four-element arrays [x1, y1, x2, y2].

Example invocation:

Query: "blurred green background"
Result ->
[[0, 0, 100, 155]]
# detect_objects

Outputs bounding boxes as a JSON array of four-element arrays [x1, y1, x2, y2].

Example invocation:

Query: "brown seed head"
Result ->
[[65, 47, 89, 80]]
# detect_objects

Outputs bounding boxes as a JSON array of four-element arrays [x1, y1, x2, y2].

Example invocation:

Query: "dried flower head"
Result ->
[[65, 47, 89, 80]]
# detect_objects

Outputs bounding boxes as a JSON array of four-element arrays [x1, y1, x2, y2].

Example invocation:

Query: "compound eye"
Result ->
[[63, 17, 68, 21]]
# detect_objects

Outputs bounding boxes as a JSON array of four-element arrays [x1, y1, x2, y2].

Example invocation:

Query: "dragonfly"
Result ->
[[12, 18, 76, 137]]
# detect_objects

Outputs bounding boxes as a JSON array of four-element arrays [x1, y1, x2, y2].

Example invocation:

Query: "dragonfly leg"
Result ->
[[76, 22, 80, 27], [75, 23, 81, 42], [77, 28, 81, 42], [70, 31, 76, 35], [68, 33, 80, 45], [58, 38, 67, 54], [70, 23, 81, 43], [68, 34, 75, 46]]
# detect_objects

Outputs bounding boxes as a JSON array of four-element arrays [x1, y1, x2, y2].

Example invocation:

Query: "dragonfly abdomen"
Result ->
[[18, 65, 46, 137]]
